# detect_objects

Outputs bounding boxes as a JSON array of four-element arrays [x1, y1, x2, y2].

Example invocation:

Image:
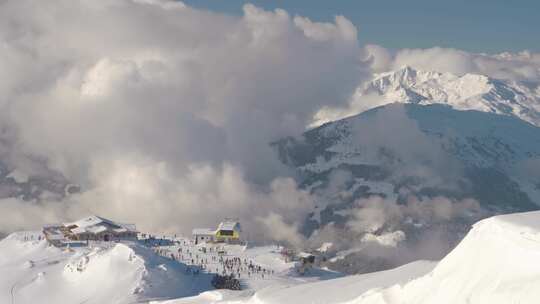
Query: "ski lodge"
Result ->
[[215, 220, 241, 243], [43, 215, 138, 245], [192, 219, 242, 244]]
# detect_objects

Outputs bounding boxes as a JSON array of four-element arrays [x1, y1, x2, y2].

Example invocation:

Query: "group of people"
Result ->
[[152, 237, 275, 282], [219, 256, 275, 279]]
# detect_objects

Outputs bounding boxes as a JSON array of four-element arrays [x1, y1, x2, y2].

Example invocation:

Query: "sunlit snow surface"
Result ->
[[313, 66, 540, 127], [0, 233, 212, 304], [2, 211, 540, 303]]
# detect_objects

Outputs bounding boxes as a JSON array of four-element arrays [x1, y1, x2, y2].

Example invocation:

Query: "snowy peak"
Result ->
[[372, 66, 445, 89], [361, 66, 540, 126]]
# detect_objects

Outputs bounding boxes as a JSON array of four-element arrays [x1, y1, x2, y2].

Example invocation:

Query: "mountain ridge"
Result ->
[[367, 66, 540, 126], [313, 66, 540, 127], [275, 102, 540, 272]]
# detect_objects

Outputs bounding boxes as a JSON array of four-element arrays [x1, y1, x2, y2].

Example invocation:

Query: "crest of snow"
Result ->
[[350, 211, 540, 303]]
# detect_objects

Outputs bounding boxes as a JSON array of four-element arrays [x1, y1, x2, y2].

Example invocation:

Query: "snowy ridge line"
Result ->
[[365, 66, 540, 126], [313, 66, 540, 127]]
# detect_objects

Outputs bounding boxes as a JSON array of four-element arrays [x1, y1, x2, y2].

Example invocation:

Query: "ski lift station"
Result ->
[[43, 215, 138, 246], [192, 219, 242, 244]]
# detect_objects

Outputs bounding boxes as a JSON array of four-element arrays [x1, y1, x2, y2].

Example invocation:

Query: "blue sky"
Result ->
[[181, 0, 539, 53]]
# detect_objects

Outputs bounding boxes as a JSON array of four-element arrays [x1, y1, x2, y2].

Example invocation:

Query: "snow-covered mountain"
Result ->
[[367, 67, 540, 125], [278, 103, 540, 209], [314, 66, 540, 127], [275, 103, 540, 272]]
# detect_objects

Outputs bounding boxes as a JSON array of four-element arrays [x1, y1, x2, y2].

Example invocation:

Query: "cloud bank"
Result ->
[[0, 0, 537, 250], [0, 0, 367, 243], [312, 45, 540, 126], [365, 45, 540, 81]]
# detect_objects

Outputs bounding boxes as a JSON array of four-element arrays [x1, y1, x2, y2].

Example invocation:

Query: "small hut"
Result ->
[[215, 220, 241, 243], [192, 228, 216, 244]]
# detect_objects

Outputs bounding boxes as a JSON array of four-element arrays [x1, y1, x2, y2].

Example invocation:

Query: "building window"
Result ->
[[219, 230, 234, 236]]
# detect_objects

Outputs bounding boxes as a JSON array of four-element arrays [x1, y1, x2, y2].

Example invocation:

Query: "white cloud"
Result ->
[[0, 0, 535, 250], [347, 195, 481, 234], [312, 46, 540, 126], [365, 45, 540, 81], [0, 0, 367, 245]]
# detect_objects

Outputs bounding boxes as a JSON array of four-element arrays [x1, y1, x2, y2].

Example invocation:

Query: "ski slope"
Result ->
[[0, 233, 212, 304], [155, 211, 540, 304], [2, 211, 540, 303], [0, 232, 338, 304]]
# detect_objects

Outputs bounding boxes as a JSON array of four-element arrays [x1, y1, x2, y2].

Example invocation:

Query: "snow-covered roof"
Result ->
[[217, 220, 240, 231], [43, 224, 63, 228], [64, 215, 111, 229], [86, 225, 108, 234], [192, 228, 215, 236], [64, 215, 137, 235]]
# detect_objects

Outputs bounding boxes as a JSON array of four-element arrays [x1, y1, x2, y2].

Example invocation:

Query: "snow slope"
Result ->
[[157, 211, 540, 304], [352, 211, 540, 304], [0, 232, 339, 304], [0, 233, 211, 304], [249, 260, 434, 304], [3, 211, 540, 303]]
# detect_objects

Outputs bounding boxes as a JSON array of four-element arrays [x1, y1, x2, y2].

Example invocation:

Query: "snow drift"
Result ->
[[357, 211, 540, 304]]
